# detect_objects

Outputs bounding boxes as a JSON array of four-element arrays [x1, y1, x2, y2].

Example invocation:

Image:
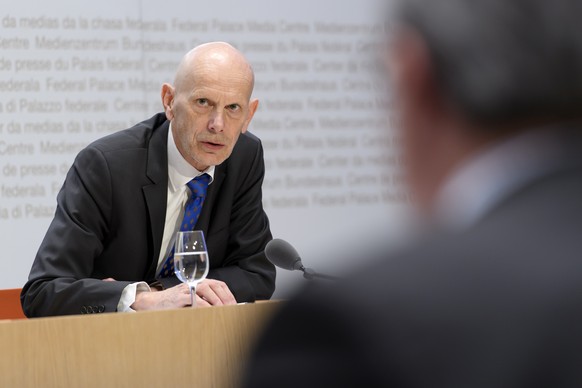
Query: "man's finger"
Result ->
[[196, 283, 223, 306], [195, 295, 212, 308], [208, 281, 237, 305]]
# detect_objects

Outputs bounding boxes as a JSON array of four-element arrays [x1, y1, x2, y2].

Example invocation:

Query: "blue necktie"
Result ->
[[158, 174, 210, 278]]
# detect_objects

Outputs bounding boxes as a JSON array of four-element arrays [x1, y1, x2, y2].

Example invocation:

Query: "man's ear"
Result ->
[[161, 83, 175, 120], [241, 99, 259, 134], [389, 28, 441, 116]]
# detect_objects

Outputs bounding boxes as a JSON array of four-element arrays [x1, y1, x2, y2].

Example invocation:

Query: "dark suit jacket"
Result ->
[[21, 113, 275, 317], [242, 136, 582, 387]]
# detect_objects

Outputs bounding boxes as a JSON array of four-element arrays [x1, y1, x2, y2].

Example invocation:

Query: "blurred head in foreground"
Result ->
[[388, 0, 582, 218], [242, 1, 582, 387]]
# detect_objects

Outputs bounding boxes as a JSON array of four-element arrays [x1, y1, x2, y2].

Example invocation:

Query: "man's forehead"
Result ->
[[188, 83, 251, 102], [177, 67, 252, 96], [174, 48, 254, 96]]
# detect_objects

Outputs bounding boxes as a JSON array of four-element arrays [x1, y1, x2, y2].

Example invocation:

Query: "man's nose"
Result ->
[[208, 109, 224, 132]]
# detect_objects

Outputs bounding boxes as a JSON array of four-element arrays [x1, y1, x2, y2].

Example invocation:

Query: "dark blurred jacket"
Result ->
[[242, 129, 582, 387]]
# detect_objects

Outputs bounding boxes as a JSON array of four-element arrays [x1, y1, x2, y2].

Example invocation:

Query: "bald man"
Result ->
[[21, 42, 276, 316]]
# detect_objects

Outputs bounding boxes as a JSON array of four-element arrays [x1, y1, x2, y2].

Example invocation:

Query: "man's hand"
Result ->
[[130, 279, 236, 311], [195, 279, 237, 306], [131, 283, 193, 311]]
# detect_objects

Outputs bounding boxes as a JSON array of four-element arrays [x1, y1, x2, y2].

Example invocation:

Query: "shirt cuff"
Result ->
[[117, 282, 151, 312]]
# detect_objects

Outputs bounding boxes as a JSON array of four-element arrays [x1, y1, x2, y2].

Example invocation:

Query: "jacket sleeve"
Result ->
[[21, 146, 130, 317]]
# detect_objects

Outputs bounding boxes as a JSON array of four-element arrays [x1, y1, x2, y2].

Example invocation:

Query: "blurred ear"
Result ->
[[241, 99, 259, 134], [388, 28, 449, 215], [388, 28, 439, 114], [161, 83, 175, 120]]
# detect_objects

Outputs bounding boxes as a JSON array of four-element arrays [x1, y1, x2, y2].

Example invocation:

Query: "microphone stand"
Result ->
[[301, 266, 340, 281]]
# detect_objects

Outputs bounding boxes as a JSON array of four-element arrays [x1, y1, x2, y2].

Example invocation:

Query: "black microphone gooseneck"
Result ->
[[264, 239, 339, 281]]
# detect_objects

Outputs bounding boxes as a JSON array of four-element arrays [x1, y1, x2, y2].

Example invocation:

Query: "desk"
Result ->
[[0, 301, 281, 387]]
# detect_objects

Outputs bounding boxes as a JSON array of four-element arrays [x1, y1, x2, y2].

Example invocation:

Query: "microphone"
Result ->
[[265, 239, 339, 281]]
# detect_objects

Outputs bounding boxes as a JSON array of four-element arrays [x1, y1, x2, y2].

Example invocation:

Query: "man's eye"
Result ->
[[196, 99, 209, 106], [227, 104, 240, 111]]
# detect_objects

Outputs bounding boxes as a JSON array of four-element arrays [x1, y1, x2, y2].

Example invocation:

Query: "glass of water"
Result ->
[[173, 230, 210, 307]]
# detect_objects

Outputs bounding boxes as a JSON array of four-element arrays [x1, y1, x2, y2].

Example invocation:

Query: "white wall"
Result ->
[[0, 0, 412, 297]]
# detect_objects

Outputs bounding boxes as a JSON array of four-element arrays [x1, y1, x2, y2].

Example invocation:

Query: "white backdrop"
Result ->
[[0, 0, 412, 298]]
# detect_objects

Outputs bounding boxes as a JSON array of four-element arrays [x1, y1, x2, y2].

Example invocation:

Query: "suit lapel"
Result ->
[[142, 117, 170, 278]]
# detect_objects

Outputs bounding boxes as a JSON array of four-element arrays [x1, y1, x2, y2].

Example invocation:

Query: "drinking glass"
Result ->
[[173, 230, 209, 307]]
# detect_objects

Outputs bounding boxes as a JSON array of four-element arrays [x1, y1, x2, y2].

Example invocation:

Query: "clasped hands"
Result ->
[[131, 279, 237, 311]]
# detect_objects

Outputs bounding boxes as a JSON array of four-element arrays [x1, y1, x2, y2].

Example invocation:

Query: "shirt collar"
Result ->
[[167, 122, 215, 193], [432, 126, 569, 231]]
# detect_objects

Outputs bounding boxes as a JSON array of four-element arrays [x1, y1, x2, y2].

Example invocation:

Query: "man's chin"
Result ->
[[191, 155, 227, 171]]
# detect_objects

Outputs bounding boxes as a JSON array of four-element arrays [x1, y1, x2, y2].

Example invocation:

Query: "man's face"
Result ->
[[163, 65, 258, 171]]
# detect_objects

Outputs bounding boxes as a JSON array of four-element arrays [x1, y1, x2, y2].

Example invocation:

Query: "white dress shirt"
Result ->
[[117, 124, 214, 312]]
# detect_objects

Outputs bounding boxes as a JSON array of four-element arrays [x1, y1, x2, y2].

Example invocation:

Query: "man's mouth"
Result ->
[[201, 140, 224, 151]]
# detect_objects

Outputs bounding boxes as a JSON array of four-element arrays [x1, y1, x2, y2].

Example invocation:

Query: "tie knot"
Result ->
[[186, 174, 210, 198]]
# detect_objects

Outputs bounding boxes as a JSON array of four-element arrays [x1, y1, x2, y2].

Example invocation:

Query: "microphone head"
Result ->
[[265, 239, 304, 271]]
